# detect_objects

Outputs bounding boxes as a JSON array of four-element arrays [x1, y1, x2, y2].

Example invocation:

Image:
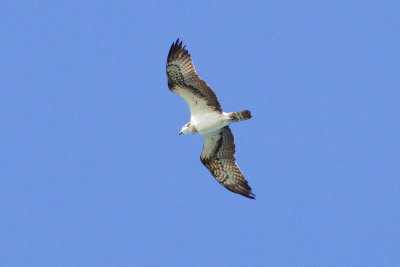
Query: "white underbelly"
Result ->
[[192, 113, 229, 135]]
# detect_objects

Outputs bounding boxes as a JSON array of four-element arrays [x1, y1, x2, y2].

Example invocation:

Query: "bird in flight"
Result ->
[[166, 39, 255, 199]]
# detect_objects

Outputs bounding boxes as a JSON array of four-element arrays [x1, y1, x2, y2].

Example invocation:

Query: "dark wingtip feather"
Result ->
[[167, 38, 190, 64], [246, 192, 256, 199], [242, 187, 256, 199], [228, 183, 256, 199]]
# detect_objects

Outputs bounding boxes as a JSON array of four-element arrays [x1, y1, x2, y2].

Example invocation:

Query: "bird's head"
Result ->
[[179, 122, 195, 135]]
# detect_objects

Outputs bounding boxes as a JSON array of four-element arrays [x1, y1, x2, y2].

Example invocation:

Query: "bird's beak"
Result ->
[[178, 131, 182, 135]]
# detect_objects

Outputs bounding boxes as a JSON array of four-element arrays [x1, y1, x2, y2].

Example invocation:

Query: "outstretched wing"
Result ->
[[200, 126, 255, 199], [166, 39, 222, 117]]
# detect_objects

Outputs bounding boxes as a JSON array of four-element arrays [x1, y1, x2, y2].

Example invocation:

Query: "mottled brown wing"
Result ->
[[200, 126, 255, 199], [166, 39, 222, 117]]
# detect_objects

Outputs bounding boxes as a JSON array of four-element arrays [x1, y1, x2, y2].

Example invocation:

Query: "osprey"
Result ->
[[166, 39, 255, 199]]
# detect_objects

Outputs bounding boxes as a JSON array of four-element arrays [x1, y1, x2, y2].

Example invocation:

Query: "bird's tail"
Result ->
[[228, 110, 252, 122]]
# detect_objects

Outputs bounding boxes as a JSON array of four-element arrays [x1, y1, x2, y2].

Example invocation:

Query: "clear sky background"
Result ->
[[1, 0, 399, 266]]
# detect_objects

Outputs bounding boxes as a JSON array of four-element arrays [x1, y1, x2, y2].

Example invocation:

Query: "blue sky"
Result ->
[[1, 0, 399, 266]]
